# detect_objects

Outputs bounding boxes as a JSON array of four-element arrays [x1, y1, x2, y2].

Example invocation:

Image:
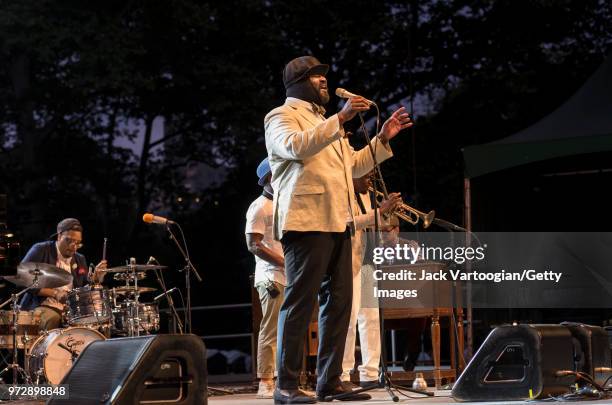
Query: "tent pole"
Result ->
[[463, 177, 473, 361]]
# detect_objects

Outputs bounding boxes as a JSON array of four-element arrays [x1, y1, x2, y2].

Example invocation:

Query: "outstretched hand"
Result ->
[[379, 107, 413, 144]]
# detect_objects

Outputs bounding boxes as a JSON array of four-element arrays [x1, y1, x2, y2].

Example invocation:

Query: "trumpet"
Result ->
[[368, 187, 435, 228]]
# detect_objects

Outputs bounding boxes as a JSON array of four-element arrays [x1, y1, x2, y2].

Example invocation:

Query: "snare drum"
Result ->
[[27, 326, 105, 384], [66, 285, 112, 326], [113, 302, 159, 336], [0, 310, 41, 349]]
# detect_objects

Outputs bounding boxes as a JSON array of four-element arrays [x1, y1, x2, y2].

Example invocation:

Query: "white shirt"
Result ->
[[40, 243, 73, 311], [245, 194, 286, 286]]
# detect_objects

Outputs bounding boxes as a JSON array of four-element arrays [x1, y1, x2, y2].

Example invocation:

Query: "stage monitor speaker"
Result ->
[[452, 324, 575, 401], [48, 334, 207, 405], [561, 322, 612, 386]]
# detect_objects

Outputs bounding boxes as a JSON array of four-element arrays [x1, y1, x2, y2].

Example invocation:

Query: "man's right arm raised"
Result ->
[[264, 109, 343, 160]]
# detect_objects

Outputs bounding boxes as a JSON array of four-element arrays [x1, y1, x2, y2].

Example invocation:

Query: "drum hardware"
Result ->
[[112, 302, 160, 336], [102, 264, 167, 273], [0, 264, 65, 384], [98, 258, 168, 337], [130, 258, 141, 337], [113, 271, 146, 282], [0, 293, 34, 384], [112, 286, 157, 295]]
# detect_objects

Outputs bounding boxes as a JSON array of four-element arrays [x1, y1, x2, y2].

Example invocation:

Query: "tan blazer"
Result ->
[[264, 97, 393, 239]]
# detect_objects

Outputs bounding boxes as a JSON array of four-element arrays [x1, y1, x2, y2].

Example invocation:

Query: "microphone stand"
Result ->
[[328, 110, 432, 401], [431, 216, 481, 371], [432, 218, 467, 233], [165, 223, 201, 334], [150, 258, 184, 334]]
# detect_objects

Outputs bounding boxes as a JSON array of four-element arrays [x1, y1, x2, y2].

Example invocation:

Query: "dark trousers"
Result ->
[[277, 229, 352, 392]]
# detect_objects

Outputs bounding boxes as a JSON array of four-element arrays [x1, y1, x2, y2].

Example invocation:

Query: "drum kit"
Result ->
[[0, 259, 169, 384]]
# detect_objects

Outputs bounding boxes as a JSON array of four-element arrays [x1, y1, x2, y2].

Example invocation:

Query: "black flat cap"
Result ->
[[283, 56, 329, 89], [57, 218, 83, 234]]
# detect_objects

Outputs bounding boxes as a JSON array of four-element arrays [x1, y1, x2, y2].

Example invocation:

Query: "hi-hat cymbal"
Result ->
[[112, 286, 157, 295], [4, 262, 73, 289], [103, 264, 167, 273]]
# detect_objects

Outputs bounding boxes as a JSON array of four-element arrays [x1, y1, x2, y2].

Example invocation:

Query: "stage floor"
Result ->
[[4, 389, 611, 404], [208, 388, 612, 404]]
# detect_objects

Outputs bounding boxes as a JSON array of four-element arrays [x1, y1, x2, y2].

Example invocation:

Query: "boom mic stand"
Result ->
[[149, 257, 184, 334], [431, 217, 481, 370], [327, 110, 432, 401], [165, 222, 201, 334]]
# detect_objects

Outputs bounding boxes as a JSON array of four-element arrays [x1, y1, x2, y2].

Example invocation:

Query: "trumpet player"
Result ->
[[342, 173, 401, 388]]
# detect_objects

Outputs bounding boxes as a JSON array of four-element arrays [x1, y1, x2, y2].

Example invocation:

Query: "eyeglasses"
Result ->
[[62, 236, 83, 249]]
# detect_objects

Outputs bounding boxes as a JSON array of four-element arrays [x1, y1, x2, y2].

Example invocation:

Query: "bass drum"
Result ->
[[27, 327, 105, 385]]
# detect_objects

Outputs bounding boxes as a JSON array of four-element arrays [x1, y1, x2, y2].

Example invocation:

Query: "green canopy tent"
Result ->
[[459, 52, 612, 357], [462, 52, 612, 231]]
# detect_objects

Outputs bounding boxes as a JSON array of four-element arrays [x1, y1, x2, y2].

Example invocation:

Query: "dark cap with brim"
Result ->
[[56, 218, 83, 234], [283, 56, 329, 89]]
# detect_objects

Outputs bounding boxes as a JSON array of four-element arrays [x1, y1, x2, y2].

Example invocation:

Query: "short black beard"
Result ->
[[286, 78, 328, 106], [319, 89, 330, 105]]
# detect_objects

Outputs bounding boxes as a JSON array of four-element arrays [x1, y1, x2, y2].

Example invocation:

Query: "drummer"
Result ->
[[19, 218, 107, 331]]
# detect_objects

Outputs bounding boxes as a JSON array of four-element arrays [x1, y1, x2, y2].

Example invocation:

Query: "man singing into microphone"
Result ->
[[265, 55, 412, 403]]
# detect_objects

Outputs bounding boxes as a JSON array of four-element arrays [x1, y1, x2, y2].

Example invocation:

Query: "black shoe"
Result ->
[[317, 383, 372, 402], [359, 380, 379, 389], [273, 388, 317, 404]]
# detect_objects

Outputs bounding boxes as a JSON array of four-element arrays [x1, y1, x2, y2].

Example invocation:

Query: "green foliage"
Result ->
[[0, 0, 610, 304]]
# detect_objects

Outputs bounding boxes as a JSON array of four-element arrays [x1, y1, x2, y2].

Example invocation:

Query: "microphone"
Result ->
[[432, 218, 467, 232], [154, 287, 178, 302], [335, 88, 375, 105], [143, 213, 175, 225]]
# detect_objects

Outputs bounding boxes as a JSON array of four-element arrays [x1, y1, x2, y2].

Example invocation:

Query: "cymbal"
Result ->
[[103, 264, 167, 273], [4, 262, 73, 289], [112, 286, 157, 295]]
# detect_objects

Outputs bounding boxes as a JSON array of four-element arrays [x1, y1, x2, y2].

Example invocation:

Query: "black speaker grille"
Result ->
[[48, 334, 207, 405], [60, 336, 155, 403]]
